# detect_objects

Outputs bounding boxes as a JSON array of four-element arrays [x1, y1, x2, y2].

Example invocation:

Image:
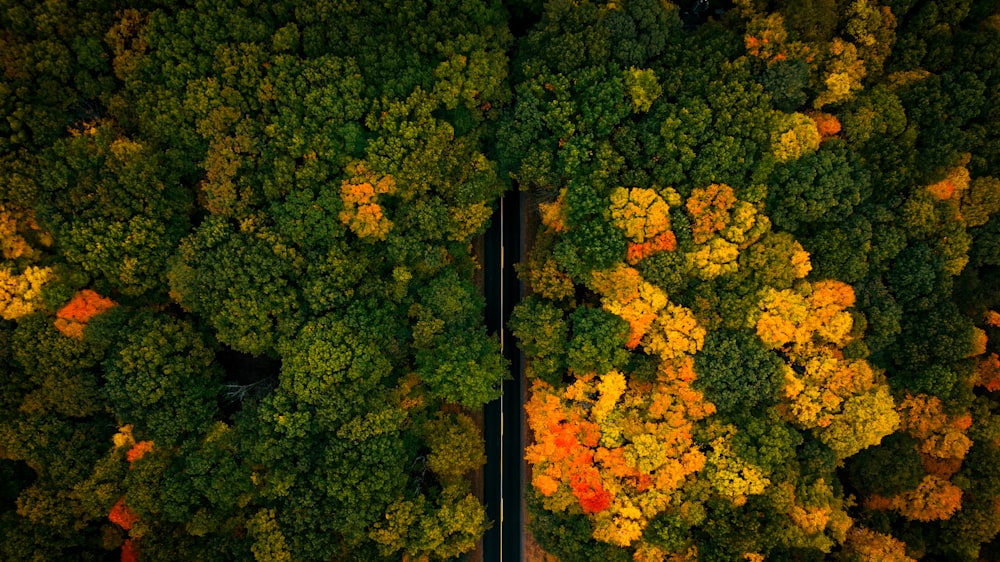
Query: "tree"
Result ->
[[510, 296, 569, 385], [694, 330, 785, 416], [103, 312, 222, 445], [838, 526, 916, 562], [168, 214, 303, 356]]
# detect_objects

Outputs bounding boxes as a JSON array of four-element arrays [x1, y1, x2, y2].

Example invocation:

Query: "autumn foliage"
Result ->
[[686, 184, 737, 245], [866, 475, 963, 522], [526, 359, 715, 547], [809, 112, 842, 139], [976, 353, 1000, 392], [54, 289, 117, 339], [840, 527, 916, 562], [590, 264, 668, 348], [757, 280, 899, 458], [538, 188, 569, 233], [339, 162, 396, 240], [121, 539, 139, 562], [127, 441, 154, 467], [109, 498, 139, 531]]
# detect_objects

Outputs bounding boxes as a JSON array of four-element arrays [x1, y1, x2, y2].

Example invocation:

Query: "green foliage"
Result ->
[[370, 485, 489, 560], [761, 59, 811, 112], [104, 313, 222, 445], [416, 328, 506, 408], [510, 295, 569, 385], [694, 330, 785, 415], [766, 141, 869, 232], [5, 0, 1000, 558], [566, 306, 631, 375], [526, 490, 632, 562], [422, 412, 486, 486]]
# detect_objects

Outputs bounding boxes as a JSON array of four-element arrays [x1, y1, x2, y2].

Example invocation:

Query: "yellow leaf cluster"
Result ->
[[759, 280, 899, 458], [608, 187, 672, 243], [591, 264, 669, 348], [685, 237, 740, 280], [113, 424, 136, 449], [594, 370, 627, 423], [592, 500, 646, 547], [756, 280, 855, 351], [704, 435, 769, 506], [781, 356, 876, 429], [0, 206, 50, 260], [683, 185, 768, 279], [771, 112, 822, 163], [641, 304, 706, 361], [0, 265, 54, 320], [538, 188, 569, 232], [814, 39, 867, 108]]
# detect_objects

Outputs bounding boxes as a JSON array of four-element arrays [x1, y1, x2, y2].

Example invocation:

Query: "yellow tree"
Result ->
[[684, 184, 769, 280], [0, 266, 54, 320], [0, 205, 51, 261], [771, 112, 822, 163], [339, 161, 396, 240], [757, 280, 899, 458], [590, 264, 668, 348], [608, 187, 679, 265]]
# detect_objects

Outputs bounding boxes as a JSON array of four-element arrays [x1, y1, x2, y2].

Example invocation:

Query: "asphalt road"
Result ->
[[483, 190, 523, 562]]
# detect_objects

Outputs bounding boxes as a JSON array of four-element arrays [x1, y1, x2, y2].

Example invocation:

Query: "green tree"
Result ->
[[104, 312, 222, 445]]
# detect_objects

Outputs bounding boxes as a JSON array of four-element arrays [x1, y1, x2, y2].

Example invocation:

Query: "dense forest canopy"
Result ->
[[1, 0, 510, 559], [505, 0, 1000, 560], [2, 0, 1000, 560]]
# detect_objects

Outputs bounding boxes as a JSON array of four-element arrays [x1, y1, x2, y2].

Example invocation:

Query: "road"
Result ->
[[483, 189, 523, 562]]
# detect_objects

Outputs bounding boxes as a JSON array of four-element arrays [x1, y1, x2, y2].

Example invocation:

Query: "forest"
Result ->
[[2, 0, 1000, 560]]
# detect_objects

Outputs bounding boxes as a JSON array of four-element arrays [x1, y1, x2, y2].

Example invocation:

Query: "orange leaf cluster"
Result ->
[[866, 475, 963, 522], [109, 498, 139, 531], [927, 161, 972, 202], [525, 380, 609, 513], [976, 353, 1000, 392], [339, 162, 395, 240], [627, 231, 677, 265], [927, 179, 956, 201], [121, 539, 139, 562], [126, 441, 154, 467], [590, 265, 667, 348], [744, 13, 788, 62], [841, 527, 916, 562], [897, 393, 972, 466], [54, 289, 116, 339], [809, 112, 842, 139], [986, 310, 1000, 328], [526, 359, 715, 547], [686, 184, 736, 244]]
